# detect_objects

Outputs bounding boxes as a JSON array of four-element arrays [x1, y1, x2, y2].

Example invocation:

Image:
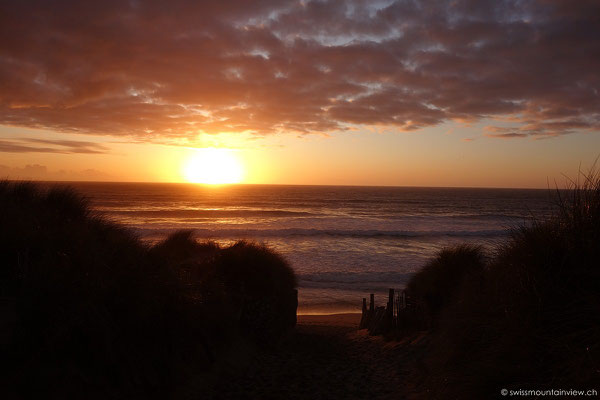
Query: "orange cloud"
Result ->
[[0, 0, 598, 140]]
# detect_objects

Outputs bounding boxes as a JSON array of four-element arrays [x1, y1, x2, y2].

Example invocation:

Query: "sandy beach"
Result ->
[[194, 313, 421, 400]]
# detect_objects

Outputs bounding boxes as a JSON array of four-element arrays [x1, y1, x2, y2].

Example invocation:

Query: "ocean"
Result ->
[[64, 182, 555, 314]]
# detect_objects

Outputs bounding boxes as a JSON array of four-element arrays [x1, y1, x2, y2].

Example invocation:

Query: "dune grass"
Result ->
[[0, 181, 297, 398], [401, 170, 600, 398], [404, 244, 485, 330]]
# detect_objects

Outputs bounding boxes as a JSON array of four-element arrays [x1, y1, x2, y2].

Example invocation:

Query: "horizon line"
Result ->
[[3, 178, 560, 191]]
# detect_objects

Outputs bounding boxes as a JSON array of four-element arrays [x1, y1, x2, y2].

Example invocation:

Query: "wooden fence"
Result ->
[[359, 288, 410, 334]]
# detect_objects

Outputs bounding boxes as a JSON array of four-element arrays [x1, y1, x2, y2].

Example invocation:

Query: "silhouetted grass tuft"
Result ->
[[402, 169, 600, 398], [0, 181, 297, 398], [150, 229, 220, 264], [405, 244, 485, 329], [213, 241, 298, 346]]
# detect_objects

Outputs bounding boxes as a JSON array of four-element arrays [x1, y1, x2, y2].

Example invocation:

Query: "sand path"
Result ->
[[202, 314, 415, 400]]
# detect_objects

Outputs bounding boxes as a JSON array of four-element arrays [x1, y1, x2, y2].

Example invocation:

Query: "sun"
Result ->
[[183, 148, 244, 184]]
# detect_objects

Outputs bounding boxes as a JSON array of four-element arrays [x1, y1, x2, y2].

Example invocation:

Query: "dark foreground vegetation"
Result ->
[[3, 173, 599, 399], [398, 172, 600, 398], [0, 181, 297, 399]]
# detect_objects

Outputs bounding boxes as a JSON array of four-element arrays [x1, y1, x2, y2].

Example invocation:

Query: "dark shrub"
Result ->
[[410, 170, 600, 398], [150, 230, 219, 264], [212, 241, 298, 346], [0, 182, 217, 398], [0, 182, 298, 398], [149, 234, 298, 348], [405, 244, 485, 329]]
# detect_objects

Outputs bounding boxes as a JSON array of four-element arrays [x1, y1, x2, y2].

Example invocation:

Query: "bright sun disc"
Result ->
[[183, 148, 243, 184]]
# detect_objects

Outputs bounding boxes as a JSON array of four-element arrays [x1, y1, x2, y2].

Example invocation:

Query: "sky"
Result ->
[[1, 0, 599, 188]]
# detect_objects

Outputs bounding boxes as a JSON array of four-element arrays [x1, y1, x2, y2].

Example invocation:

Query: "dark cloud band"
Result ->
[[0, 138, 109, 154]]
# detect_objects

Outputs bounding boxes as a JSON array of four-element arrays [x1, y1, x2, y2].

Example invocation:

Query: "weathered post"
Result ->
[[401, 290, 406, 309], [393, 289, 398, 327], [386, 288, 395, 330], [365, 293, 375, 330], [359, 297, 368, 329]]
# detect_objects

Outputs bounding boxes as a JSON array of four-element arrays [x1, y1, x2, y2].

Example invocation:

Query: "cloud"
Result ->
[[485, 132, 529, 139], [0, 164, 48, 178], [0, 138, 110, 153], [0, 164, 111, 180], [0, 0, 599, 139]]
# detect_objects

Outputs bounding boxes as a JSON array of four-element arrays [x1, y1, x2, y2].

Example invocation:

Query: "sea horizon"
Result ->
[[18, 178, 559, 191]]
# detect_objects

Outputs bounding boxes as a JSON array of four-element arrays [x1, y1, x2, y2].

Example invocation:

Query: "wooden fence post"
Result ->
[[359, 297, 368, 329], [387, 288, 395, 328], [387, 289, 394, 311]]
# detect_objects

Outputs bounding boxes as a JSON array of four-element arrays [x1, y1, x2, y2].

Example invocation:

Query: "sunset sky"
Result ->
[[1, 0, 599, 187]]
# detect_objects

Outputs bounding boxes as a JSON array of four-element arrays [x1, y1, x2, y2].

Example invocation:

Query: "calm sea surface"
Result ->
[[64, 182, 555, 314]]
